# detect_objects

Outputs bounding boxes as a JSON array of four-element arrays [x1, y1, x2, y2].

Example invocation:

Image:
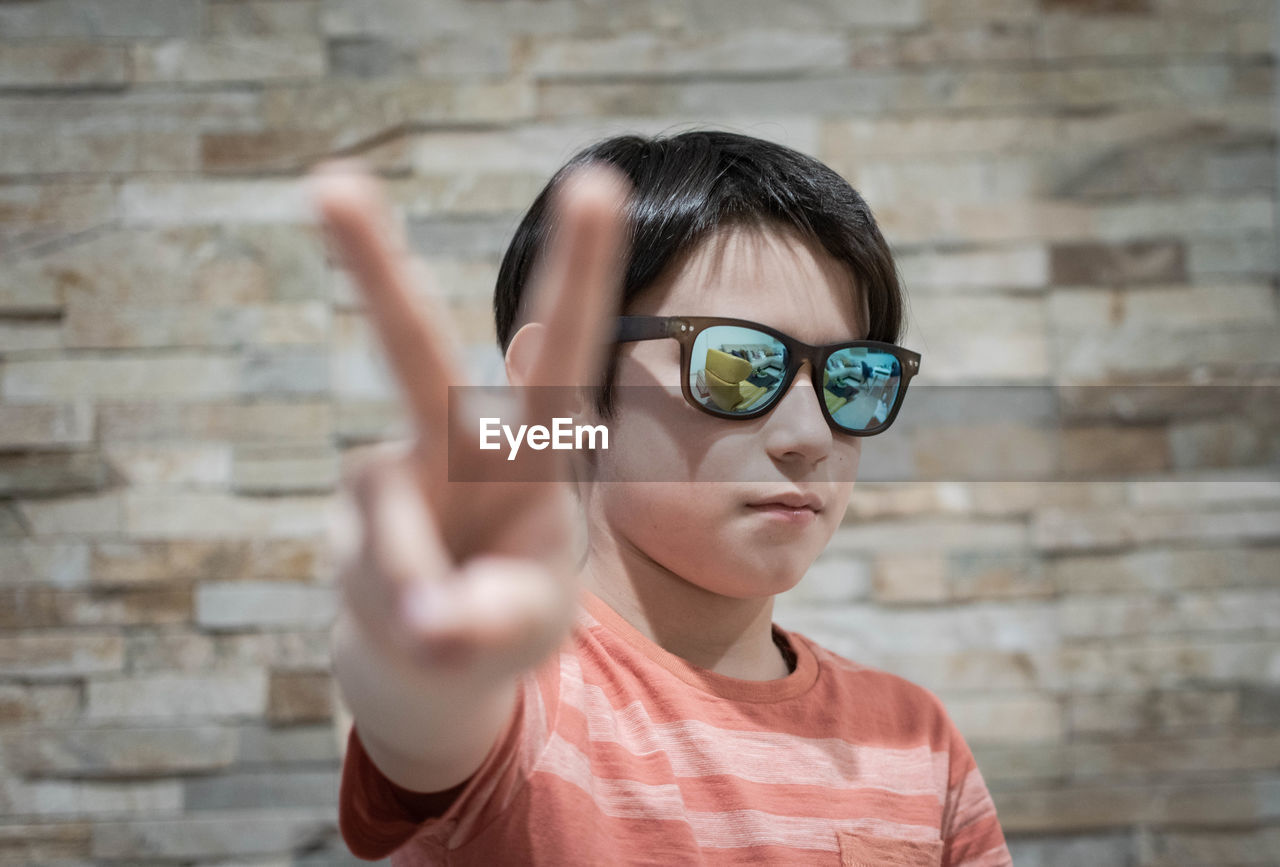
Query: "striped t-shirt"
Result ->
[[339, 587, 1013, 866]]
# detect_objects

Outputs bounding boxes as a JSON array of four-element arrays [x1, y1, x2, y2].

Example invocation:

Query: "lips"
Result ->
[[746, 491, 822, 512]]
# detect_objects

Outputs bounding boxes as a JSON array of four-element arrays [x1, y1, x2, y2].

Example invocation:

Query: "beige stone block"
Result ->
[[831, 517, 1028, 552], [0, 271, 61, 315], [0, 42, 130, 88], [91, 539, 322, 586], [2, 725, 237, 778], [0, 820, 92, 863], [949, 551, 1054, 601], [124, 492, 330, 539], [1051, 324, 1280, 381], [878, 648, 1050, 692], [1059, 426, 1171, 478], [0, 586, 192, 629], [100, 442, 232, 489], [1094, 196, 1275, 241], [2, 355, 239, 402], [872, 553, 949, 603], [902, 295, 1049, 383], [132, 38, 325, 84], [851, 155, 1040, 206], [0, 320, 61, 352], [846, 483, 953, 519], [86, 670, 268, 721], [195, 580, 336, 629], [1143, 825, 1280, 866], [17, 492, 125, 536], [897, 22, 1037, 64], [1062, 587, 1280, 638], [206, 0, 321, 36], [261, 79, 535, 131], [1126, 476, 1280, 509], [120, 180, 314, 226], [1057, 638, 1278, 691], [942, 692, 1064, 742], [960, 481, 1128, 518], [0, 0, 204, 38], [1034, 506, 1280, 552], [684, 0, 926, 29], [0, 182, 116, 227], [0, 541, 88, 587], [267, 671, 333, 723], [995, 779, 1277, 833], [1052, 544, 1280, 594], [96, 400, 333, 441], [897, 245, 1049, 293], [0, 632, 124, 680], [0, 777, 181, 819], [386, 174, 552, 220], [1065, 688, 1239, 736], [0, 451, 112, 496], [0, 403, 93, 450], [90, 807, 334, 860], [877, 199, 1095, 246], [1168, 420, 1269, 470], [0, 682, 82, 725], [526, 30, 847, 76], [0, 129, 198, 175], [232, 443, 339, 494], [64, 301, 330, 349]]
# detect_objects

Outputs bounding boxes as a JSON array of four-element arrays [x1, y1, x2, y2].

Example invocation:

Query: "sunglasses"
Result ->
[[613, 315, 921, 436]]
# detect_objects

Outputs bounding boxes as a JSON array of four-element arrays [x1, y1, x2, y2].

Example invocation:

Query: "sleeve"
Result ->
[[336, 648, 564, 861], [939, 715, 1013, 867]]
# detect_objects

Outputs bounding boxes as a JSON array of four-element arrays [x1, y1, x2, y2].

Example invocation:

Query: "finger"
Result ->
[[524, 163, 632, 415], [308, 160, 466, 445], [349, 452, 451, 600]]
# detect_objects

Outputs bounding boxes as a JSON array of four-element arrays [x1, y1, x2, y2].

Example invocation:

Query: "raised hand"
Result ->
[[313, 159, 631, 688]]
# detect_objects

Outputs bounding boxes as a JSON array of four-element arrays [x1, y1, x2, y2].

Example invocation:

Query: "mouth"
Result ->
[[744, 491, 823, 523]]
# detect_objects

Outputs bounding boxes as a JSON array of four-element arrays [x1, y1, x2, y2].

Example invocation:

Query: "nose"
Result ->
[[762, 360, 833, 466]]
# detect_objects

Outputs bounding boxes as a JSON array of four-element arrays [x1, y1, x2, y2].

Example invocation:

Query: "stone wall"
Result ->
[[0, 0, 1277, 864]]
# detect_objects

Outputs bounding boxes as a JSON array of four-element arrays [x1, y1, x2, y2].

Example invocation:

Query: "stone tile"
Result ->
[[124, 492, 330, 539], [0, 404, 94, 451], [235, 723, 340, 765], [0, 451, 112, 497], [0, 0, 206, 37], [100, 442, 233, 489], [85, 670, 268, 721], [0, 540, 88, 589], [206, 0, 321, 36], [0, 586, 192, 629], [64, 301, 330, 349], [184, 768, 339, 810], [0, 777, 181, 819], [2, 725, 237, 778], [132, 38, 326, 84], [0, 820, 92, 864], [90, 807, 334, 860], [1051, 544, 1280, 593], [267, 671, 334, 724], [1050, 240, 1187, 286], [0, 682, 82, 725], [233, 443, 340, 495], [525, 31, 847, 77], [96, 400, 333, 441], [16, 491, 125, 536], [0, 129, 198, 175], [0, 43, 130, 88], [196, 581, 336, 630], [1066, 688, 1240, 735]]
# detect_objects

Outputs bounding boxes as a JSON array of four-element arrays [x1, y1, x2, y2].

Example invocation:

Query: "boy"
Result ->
[[314, 131, 1013, 865]]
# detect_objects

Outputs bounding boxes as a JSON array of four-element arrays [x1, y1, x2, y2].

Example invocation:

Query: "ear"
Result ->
[[504, 321, 546, 388], [506, 320, 594, 420]]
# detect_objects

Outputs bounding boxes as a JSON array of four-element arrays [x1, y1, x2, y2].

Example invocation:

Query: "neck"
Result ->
[[579, 535, 791, 682]]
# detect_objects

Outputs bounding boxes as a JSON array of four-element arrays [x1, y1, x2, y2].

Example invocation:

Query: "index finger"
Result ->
[[308, 160, 465, 443]]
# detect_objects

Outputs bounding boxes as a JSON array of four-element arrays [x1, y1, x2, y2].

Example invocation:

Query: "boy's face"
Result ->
[[577, 222, 865, 599]]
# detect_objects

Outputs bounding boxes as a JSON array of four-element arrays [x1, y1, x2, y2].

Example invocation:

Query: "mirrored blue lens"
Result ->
[[689, 325, 788, 414], [823, 348, 902, 431]]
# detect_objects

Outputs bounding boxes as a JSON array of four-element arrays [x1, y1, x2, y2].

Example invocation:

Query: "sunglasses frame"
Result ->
[[614, 315, 922, 437]]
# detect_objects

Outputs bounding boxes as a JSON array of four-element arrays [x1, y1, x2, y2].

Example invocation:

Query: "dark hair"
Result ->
[[493, 129, 906, 416]]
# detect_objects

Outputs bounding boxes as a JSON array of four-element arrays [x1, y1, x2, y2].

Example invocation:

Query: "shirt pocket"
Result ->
[[836, 829, 944, 867]]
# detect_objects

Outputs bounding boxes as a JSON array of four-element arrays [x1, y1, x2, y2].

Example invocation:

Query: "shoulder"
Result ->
[[793, 631, 955, 745]]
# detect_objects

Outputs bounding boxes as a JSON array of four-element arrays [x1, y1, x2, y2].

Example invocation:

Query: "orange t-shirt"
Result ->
[[339, 588, 1012, 866]]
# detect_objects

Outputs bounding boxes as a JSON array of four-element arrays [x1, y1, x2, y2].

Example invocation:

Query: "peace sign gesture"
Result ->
[[315, 160, 631, 691]]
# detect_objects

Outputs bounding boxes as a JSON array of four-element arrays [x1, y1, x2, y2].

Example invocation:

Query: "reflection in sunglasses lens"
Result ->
[[825, 348, 901, 432], [689, 326, 787, 415]]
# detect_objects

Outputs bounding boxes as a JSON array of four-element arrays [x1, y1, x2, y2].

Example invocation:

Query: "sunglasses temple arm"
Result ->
[[614, 316, 673, 343]]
